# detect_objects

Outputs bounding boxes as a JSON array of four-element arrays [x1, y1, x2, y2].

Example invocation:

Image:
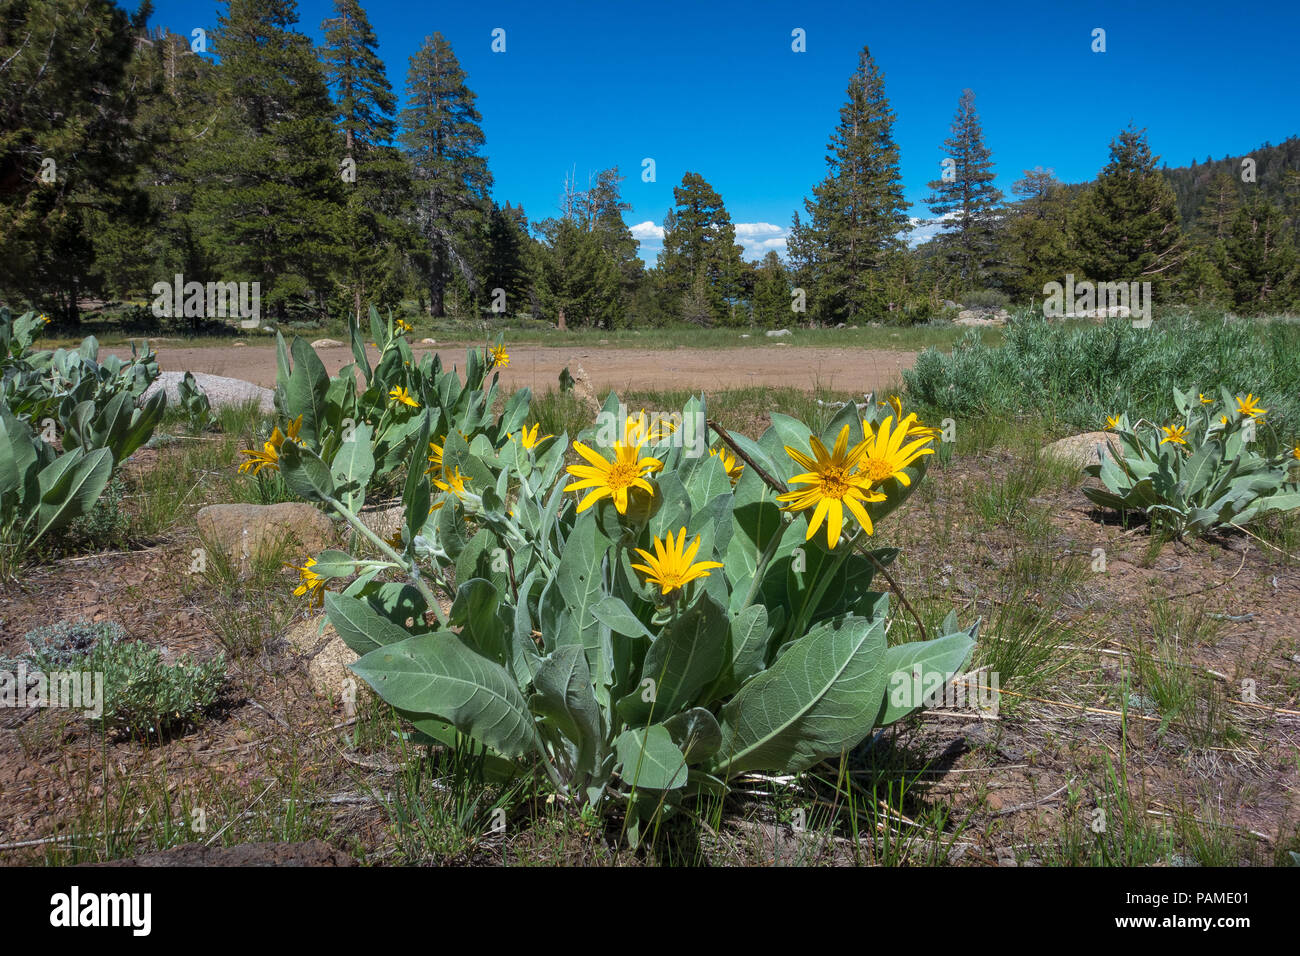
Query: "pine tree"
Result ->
[[924, 89, 1003, 290], [658, 172, 744, 324], [1193, 172, 1240, 245], [999, 168, 1075, 300], [112, 21, 223, 305], [1072, 126, 1185, 291], [483, 201, 533, 318], [535, 217, 619, 329], [322, 0, 411, 322], [788, 45, 908, 323], [399, 32, 492, 317], [0, 0, 147, 321], [751, 251, 791, 327], [577, 167, 644, 308], [191, 0, 345, 320], [1218, 197, 1298, 312]]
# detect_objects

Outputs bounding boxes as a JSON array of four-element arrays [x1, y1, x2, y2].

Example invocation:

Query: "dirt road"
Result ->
[[107, 342, 919, 395]]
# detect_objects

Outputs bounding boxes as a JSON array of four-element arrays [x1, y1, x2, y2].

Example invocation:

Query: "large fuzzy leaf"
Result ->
[[330, 422, 374, 514], [618, 594, 727, 723], [352, 632, 539, 758], [532, 644, 604, 783], [874, 626, 978, 726], [287, 336, 331, 445], [553, 513, 613, 686], [325, 592, 412, 657], [34, 447, 112, 541], [710, 614, 888, 776], [616, 724, 687, 791]]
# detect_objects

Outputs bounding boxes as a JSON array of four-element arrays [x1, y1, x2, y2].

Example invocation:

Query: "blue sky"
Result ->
[[145, 0, 1297, 262]]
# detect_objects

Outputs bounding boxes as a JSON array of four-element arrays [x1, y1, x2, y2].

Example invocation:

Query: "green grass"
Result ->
[[974, 548, 1087, 704], [42, 315, 976, 354], [905, 312, 1300, 441], [192, 528, 300, 657], [1130, 598, 1238, 747]]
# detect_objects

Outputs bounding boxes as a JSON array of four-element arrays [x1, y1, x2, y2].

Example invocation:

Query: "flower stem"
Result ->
[[323, 494, 448, 626]]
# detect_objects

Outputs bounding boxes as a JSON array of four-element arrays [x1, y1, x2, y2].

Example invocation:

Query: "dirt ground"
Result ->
[[2, 432, 1296, 865], [106, 343, 920, 394]]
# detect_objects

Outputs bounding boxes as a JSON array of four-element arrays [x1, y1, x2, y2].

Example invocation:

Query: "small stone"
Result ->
[[311, 338, 344, 348], [420, 338, 437, 345], [765, 328, 792, 338], [1043, 431, 1121, 469]]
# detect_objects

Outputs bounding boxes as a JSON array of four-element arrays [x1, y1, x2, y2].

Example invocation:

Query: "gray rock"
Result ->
[[1043, 430, 1121, 469], [954, 310, 1006, 327], [310, 338, 344, 348], [143, 370, 273, 413], [765, 328, 792, 338]]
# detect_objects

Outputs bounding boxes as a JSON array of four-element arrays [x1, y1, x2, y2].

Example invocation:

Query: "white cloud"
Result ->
[[733, 222, 786, 260], [629, 221, 663, 242], [902, 213, 957, 248], [629, 219, 788, 262]]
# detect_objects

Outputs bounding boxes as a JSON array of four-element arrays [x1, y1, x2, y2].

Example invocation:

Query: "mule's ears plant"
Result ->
[[0, 310, 165, 577], [177, 371, 216, 432], [1085, 387, 1300, 537], [0, 408, 114, 578], [59, 388, 166, 465], [295, 388, 979, 845], [257, 308, 528, 501], [1, 309, 161, 432]]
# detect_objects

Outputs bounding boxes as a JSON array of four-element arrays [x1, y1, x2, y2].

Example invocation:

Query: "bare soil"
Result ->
[[106, 343, 920, 394], [1, 428, 1297, 866]]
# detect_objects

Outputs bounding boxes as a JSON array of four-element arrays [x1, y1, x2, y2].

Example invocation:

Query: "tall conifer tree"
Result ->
[[658, 172, 744, 324], [1072, 126, 1184, 290], [0, 0, 147, 319], [194, 0, 344, 319], [925, 89, 1003, 290], [788, 46, 908, 323], [323, 0, 410, 322], [398, 32, 491, 317]]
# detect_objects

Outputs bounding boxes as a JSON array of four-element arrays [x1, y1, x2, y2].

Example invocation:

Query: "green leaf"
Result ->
[[34, 447, 112, 541], [330, 423, 374, 514], [278, 440, 336, 502], [875, 627, 978, 726], [287, 336, 330, 445], [683, 452, 731, 513], [615, 724, 688, 791], [324, 592, 413, 656], [352, 632, 539, 758], [662, 707, 723, 763], [310, 549, 359, 578], [619, 593, 727, 723], [710, 614, 888, 777], [591, 595, 654, 639], [726, 604, 770, 689], [532, 644, 604, 782], [449, 578, 508, 666], [554, 512, 613, 685]]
